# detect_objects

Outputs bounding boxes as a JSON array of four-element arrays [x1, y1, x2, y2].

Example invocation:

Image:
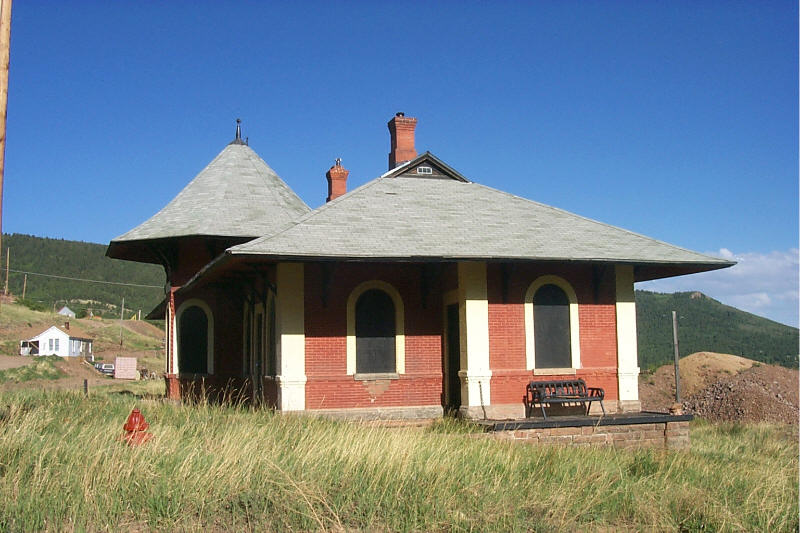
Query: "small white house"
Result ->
[[20, 323, 93, 357], [57, 306, 76, 318]]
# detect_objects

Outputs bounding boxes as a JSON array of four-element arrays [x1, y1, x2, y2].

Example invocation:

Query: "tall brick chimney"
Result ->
[[387, 112, 417, 170], [326, 158, 349, 202]]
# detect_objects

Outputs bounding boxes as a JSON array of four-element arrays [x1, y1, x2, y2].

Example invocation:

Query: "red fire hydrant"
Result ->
[[121, 408, 153, 446]]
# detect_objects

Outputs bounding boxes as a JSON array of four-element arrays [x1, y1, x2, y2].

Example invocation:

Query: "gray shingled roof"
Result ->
[[110, 143, 310, 243], [229, 155, 730, 272]]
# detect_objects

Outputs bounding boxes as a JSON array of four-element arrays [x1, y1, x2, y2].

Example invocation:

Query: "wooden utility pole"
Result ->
[[672, 310, 681, 403], [20, 271, 24, 298], [0, 0, 12, 312], [3, 246, 8, 295], [119, 297, 125, 346]]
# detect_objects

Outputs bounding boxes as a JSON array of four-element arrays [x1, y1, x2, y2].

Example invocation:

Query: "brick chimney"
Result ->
[[326, 158, 349, 202], [387, 112, 417, 170], [64, 321, 70, 331]]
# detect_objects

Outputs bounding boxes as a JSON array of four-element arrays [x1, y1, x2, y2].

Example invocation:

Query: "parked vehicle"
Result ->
[[97, 363, 114, 376]]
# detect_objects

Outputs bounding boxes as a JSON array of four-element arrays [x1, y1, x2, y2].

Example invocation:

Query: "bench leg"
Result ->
[[540, 403, 547, 420]]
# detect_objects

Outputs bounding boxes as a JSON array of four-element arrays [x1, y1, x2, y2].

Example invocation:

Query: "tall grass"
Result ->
[[0, 385, 796, 532]]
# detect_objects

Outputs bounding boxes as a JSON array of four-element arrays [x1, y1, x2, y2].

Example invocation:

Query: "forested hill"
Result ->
[[635, 290, 798, 370], [1, 234, 797, 368], [1, 233, 164, 317]]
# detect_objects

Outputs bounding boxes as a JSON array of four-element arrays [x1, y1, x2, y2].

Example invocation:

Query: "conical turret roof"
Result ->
[[107, 139, 310, 263]]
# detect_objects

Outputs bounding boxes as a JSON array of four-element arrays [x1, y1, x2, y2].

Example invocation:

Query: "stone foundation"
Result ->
[[485, 416, 691, 450]]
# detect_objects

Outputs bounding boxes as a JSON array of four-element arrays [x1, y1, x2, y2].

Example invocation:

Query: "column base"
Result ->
[[164, 373, 180, 400]]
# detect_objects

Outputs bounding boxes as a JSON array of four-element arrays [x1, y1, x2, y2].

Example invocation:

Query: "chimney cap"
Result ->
[[395, 111, 405, 117]]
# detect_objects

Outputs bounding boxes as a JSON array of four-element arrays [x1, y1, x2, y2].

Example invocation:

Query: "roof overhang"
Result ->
[[172, 248, 733, 299], [106, 235, 257, 265]]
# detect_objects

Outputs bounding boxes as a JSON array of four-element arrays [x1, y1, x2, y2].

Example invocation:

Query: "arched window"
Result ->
[[177, 300, 213, 375], [355, 289, 396, 373], [533, 284, 571, 368], [524, 276, 580, 371], [346, 281, 405, 376]]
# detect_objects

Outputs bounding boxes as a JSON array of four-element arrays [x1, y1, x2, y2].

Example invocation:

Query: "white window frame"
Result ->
[[524, 275, 581, 373]]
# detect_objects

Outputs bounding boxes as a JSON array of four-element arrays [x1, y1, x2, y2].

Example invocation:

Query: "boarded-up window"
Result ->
[[266, 296, 277, 376], [355, 289, 395, 373], [533, 284, 571, 368], [243, 310, 252, 377], [179, 305, 208, 374]]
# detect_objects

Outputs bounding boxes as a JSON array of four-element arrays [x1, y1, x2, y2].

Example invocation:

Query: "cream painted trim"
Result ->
[[457, 262, 492, 408], [166, 298, 176, 374], [533, 367, 577, 375], [176, 298, 214, 375], [524, 275, 581, 371], [346, 280, 405, 376], [276, 263, 305, 411], [615, 265, 640, 403]]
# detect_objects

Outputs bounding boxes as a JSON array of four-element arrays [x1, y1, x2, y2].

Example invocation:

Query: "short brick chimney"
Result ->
[[326, 158, 349, 202], [387, 112, 417, 170], [64, 321, 70, 331]]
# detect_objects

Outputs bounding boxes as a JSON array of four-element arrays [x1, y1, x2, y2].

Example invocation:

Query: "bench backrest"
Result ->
[[529, 379, 588, 397]]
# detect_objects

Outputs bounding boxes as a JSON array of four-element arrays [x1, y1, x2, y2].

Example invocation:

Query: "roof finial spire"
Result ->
[[230, 118, 246, 145]]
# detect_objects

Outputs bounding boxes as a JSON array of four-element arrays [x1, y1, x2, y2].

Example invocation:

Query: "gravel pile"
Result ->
[[682, 364, 798, 425]]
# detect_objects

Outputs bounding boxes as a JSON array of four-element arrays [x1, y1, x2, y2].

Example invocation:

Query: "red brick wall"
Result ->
[[487, 264, 619, 409], [175, 286, 244, 378], [304, 263, 444, 410]]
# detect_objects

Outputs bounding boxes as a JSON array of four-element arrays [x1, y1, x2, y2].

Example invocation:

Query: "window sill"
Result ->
[[354, 373, 399, 381], [533, 368, 577, 376]]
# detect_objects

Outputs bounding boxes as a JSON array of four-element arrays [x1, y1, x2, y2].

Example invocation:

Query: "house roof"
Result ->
[[28, 324, 94, 342], [224, 152, 732, 281], [107, 139, 311, 263]]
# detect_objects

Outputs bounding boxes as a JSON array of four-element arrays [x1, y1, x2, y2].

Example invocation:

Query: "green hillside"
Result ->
[[1, 233, 164, 317], [1, 234, 797, 369], [635, 290, 798, 370]]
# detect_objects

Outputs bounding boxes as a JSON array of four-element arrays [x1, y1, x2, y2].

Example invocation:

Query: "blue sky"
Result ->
[[2, 1, 797, 326]]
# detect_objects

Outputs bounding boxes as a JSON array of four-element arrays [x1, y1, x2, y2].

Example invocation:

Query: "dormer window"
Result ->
[[416, 166, 432, 175]]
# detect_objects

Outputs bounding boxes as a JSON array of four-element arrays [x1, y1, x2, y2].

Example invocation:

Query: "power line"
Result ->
[[7, 268, 161, 289]]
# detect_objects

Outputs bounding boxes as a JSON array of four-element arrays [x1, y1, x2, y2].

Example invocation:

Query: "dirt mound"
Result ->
[[0, 357, 115, 393], [640, 352, 798, 425], [122, 320, 163, 339], [639, 352, 755, 411], [682, 364, 798, 425], [0, 355, 32, 371]]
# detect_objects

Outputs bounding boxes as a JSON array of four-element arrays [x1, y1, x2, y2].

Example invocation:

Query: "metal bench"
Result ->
[[525, 379, 605, 419]]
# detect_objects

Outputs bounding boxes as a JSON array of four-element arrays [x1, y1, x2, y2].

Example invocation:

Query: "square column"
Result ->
[[457, 262, 492, 419], [276, 263, 307, 411], [164, 287, 180, 400], [615, 265, 641, 412]]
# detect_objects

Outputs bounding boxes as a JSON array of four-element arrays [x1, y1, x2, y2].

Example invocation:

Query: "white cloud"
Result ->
[[638, 248, 799, 328]]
